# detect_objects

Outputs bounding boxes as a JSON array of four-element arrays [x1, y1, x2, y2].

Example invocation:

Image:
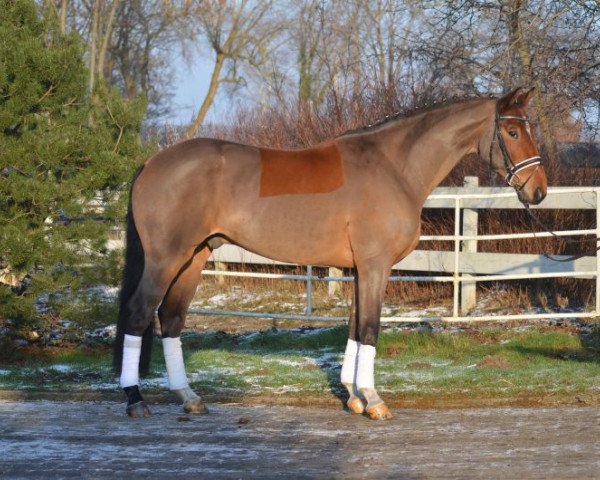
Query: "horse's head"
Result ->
[[489, 87, 548, 205]]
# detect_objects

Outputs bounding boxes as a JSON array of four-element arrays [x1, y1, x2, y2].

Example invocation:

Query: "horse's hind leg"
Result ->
[[158, 246, 211, 414], [120, 255, 191, 417]]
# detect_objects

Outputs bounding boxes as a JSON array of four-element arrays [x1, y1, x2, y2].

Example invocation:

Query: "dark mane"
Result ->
[[338, 95, 493, 137]]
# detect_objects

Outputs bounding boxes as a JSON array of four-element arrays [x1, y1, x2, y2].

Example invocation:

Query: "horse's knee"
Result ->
[[158, 307, 185, 337], [123, 289, 162, 336], [124, 309, 155, 336], [358, 324, 378, 346]]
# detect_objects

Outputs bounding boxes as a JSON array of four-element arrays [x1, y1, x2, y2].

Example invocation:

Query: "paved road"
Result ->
[[0, 400, 599, 479]]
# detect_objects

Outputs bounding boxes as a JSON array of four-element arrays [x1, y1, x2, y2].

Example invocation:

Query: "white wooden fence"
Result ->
[[108, 178, 600, 323]]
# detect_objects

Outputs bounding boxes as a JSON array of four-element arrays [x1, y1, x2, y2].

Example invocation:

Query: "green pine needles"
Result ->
[[0, 0, 148, 336]]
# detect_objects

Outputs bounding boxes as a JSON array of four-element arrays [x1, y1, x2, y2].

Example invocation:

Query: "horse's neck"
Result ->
[[384, 100, 495, 205]]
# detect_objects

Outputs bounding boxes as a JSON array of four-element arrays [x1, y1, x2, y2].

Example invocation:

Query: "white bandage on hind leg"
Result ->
[[162, 336, 189, 390], [172, 386, 200, 403], [340, 339, 359, 385], [120, 334, 142, 388], [356, 344, 376, 390]]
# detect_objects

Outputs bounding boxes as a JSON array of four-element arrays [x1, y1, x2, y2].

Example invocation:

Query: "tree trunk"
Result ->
[[60, 0, 67, 34], [97, 0, 120, 83], [508, 0, 558, 165], [88, 0, 99, 95], [186, 51, 225, 138]]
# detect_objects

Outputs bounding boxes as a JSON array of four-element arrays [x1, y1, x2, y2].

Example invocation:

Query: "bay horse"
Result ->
[[114, 87, 547, 420]]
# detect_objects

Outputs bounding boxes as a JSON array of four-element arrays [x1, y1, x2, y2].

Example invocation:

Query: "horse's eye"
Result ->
[[509, 129, 519, 139]]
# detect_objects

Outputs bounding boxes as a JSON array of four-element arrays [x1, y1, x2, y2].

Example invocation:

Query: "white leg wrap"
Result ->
[[162, 336, 189, 390], [120, 334, 142, 388], [173, 386, 200, 403], [356, 344, 376, 390], [340, 339, 359, 385]]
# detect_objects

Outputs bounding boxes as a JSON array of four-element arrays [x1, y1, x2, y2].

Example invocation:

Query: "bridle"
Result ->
[[488, 102, 600, 262], [489, 104, 542, 191]]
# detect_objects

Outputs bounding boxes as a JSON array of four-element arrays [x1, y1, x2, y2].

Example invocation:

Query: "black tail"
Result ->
[[113, 165, 154, 378]]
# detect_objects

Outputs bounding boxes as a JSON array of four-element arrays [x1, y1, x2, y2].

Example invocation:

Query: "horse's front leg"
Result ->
[[341, 259, 394, 420], [341, 281, 365, 414], [341, 338, 364, 414]]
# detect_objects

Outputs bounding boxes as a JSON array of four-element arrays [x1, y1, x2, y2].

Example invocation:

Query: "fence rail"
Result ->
[[133, 178, 599, 324]]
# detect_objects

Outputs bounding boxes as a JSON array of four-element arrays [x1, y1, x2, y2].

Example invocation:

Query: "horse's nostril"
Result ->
[[534, 187, 544, 203]]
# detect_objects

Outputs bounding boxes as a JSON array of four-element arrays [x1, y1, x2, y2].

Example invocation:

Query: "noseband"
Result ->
[[490, 106, 542, 190]]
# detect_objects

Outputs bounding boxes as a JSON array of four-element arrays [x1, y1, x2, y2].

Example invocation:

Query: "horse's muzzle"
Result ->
[[518, 186, 546, 205], [533, 186, 546, 204]]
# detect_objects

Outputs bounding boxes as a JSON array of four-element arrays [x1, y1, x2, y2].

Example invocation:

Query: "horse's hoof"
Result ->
[[366, 402, 393, 420], [346, 396, 365, 414], [183, 398, 208, 415], [126, 401, 152, 418]]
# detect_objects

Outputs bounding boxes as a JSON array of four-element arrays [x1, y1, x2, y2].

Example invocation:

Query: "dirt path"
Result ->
[[0, 400, 599, 479]]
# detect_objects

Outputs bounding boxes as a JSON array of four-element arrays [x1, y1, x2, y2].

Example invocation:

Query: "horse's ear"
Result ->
[[513, 86, 535, 106], [499, 86, 535, 110]]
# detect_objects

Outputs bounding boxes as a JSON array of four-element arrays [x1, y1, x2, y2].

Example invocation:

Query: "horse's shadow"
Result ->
[[509, 324, 600, 366]]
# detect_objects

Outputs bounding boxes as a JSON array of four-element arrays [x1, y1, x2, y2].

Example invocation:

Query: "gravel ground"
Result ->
[[0, 400, 599, 479]]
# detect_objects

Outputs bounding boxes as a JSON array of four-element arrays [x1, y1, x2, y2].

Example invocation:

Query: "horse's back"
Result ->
[[144, 138, 258, 172], [135, 138, 260, 205]]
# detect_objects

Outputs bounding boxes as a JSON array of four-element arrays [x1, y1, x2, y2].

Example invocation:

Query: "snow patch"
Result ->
[[87, 285, 119, 301], [50, 364, 74, 373], [400, 306, 449, 317], [287, 327, 336, 336], [262, 357, 309, 367], [87, 324, 117, 340], [205, 293, 230, 307], [267, 385, 302, 394], [140, 376, 168, 388]]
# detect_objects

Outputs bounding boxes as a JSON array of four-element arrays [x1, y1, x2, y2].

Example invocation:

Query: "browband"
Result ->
[[498, 115, 531, 122]]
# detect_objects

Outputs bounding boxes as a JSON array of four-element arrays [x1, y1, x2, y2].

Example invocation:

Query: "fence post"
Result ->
[[460, 176, 479, 315], [328, 267, 343, 297], [215, 261, 228, 285], [306, 265, 313, 315], [596, 190, 600, 314]]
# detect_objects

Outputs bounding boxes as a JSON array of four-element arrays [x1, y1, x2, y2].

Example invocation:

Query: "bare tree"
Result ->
[[43, 0, 183, 120], [181, 0, 279, 138], [41, 0, 600, 145], [416, 1, 600, 145], [78, 0, 121, 95], [109, 0, 180, 119]]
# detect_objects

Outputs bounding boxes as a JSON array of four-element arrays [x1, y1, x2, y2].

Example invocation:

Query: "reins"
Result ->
[[489, 102, 598, 263], [522, 203, 600, 263]]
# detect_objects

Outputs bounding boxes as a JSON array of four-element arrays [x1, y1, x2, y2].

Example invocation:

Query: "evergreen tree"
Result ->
[[0, 0, 148, 336]]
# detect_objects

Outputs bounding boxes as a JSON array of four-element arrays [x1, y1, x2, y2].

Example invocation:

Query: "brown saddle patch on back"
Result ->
[[259, 142, 344, 197]]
